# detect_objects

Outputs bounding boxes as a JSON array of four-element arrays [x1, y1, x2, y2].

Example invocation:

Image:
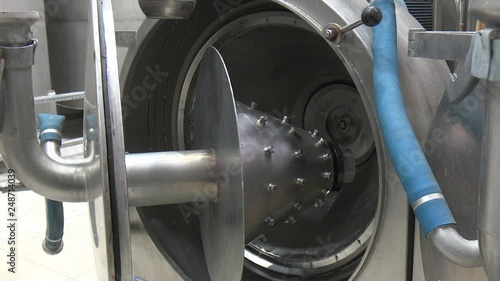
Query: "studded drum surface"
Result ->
[[236, 103, 335, 242]]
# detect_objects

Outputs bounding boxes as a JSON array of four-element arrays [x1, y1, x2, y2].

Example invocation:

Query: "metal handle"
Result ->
[[323, 6, 383, 44]]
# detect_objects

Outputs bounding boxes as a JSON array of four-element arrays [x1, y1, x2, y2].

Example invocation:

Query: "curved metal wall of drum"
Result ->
[[119, 0, 449, 280]]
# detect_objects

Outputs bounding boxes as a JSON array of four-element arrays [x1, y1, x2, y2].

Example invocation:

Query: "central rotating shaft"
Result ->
[[127, 100, 335, 240]]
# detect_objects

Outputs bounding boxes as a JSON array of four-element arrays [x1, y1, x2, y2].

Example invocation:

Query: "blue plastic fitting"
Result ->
[[38, 113, 66, 144], [372, 0, 455, 236]]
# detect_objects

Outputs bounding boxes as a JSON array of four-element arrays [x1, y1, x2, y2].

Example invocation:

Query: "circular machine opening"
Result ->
[[123, 3, 378, 281]]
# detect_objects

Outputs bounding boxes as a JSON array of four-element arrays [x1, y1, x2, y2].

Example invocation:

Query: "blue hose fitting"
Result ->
[[372, 0, 455, 236], [38, 113, 65, 144]]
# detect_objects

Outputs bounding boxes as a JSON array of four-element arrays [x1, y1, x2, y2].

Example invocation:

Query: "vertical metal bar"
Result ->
[[97, 0, 133, 280]]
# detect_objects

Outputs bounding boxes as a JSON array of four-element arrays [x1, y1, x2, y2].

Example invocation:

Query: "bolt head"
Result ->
[[294, 150, 304, 158], [323, 28, 336, 40], [259, 234, 268, 242], [267, 183, 277, 192], [320, 153, 331, 161], [294, 202, 303, 211], [265, 216, 276, 226], [322, 171, 332, 180], [316, 138, 326, 147], [311, 129, 319, 138], [314, 199, 325, 207], [257, 116, 268, 125], [264, 146, 275, 155], [249, 102, 258, 110], [296, 178, 305, 186]]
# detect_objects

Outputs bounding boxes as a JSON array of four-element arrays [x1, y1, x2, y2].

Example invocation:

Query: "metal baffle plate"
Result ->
[[192, 47, 245, 281]]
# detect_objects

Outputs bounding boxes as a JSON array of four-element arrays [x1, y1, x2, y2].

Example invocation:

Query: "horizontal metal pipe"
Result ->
[[126, 150, 218, 207], [429, 226, 482, 267]]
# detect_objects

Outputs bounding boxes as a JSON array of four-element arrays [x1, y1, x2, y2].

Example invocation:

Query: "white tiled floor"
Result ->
[[0, 191, 98, 281]]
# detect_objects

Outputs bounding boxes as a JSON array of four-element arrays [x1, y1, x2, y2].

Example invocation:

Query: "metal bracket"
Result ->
[[408, 29, 481, 103], [408, 29, 474, 63]]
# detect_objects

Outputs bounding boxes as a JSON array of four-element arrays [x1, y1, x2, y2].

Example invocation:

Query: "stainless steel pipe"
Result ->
[[43, 140, 94, 166], [478, 81, 500, 281], [126, 150, 218, 207], [429, 226, 482, 267], [0, 13, 100, 202], [0, 42, 100, 202]]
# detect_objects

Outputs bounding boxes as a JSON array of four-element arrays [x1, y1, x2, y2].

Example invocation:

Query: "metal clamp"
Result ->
[[0, 40, 37, 69]]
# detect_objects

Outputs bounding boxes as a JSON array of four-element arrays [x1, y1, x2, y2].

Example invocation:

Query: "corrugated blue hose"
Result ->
[[371, 0, 456, 236]]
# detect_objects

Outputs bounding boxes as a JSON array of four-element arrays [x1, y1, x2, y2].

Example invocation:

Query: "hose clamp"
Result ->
[[412, 193, 444, 210], [40, 128, 62, 136]]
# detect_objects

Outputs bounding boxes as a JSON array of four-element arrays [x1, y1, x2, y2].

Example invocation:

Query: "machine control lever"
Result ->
[[323, 6, 383, 44]]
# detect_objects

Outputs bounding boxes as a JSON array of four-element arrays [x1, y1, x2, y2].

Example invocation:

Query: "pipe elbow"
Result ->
[[0, 137, 100, 202], [429, 226, 482, 268]]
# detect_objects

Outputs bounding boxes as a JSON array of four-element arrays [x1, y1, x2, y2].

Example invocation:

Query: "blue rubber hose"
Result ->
[[371, 0, 455, 236], [38, 113, 65, 254], [43, 198, 64, 254]]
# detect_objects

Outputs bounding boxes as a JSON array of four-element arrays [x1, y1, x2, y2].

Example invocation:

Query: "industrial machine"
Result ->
[[0, 0, 499, 280]]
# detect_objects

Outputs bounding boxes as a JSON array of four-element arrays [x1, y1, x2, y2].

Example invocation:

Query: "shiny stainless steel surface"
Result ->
[[470, 0, 500, 27], [421, 88, 488, 280], [138, 0, 196, 19], [408, 29, 473, 62], [236, 102, 335, 242], [0, 38, 100, 202], [119, 0, 449, 280], [84, 0, 118, 279], [174, 11, 377, 278], [129, 208, 186, 281], [97, 0, 133, 279], [192, 47, 245, 281], [479, 81, 500, 281], [126, 150, 218, 207], [429, 226, 482, 267], [43, 140, 94, 165]]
